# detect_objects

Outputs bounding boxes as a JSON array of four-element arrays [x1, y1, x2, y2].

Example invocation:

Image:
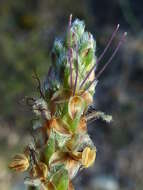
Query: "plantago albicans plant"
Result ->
[[9, 15, 127, 190]]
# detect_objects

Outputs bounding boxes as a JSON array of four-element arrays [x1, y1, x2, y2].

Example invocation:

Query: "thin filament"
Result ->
[[84, 32, 127, 92], [79, 24, 120, 89], [73, 44, 79, 96], [68, 14, 73, 88], [68, 48, 73, 88]]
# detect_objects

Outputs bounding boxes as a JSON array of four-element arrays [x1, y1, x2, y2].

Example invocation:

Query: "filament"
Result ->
[[73, 44, 79, 96], [68, 14, 73, 88], [68, 48, 73, 89]]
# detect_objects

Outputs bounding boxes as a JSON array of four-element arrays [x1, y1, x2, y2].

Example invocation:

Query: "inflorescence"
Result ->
[[9, 15, 127, 190]]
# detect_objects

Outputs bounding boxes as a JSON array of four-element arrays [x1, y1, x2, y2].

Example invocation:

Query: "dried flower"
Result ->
[[81, 147, 96, 168], [30, 162, 48, 182], [49, 151, 81, 179], [9, 154, 29, 172], [68, 96, 85, 119]]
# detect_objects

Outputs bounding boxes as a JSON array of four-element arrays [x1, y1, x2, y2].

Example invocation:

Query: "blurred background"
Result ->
[[0, 0, 143, 190]]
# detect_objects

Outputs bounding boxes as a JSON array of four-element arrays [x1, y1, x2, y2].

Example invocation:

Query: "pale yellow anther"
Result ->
[[81, 147, 96, 168], [9, 154, 29, 172]]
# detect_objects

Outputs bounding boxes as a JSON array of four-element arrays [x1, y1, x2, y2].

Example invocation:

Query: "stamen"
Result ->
[[68, 14, 73, 88], [68, 48, 73, 88], [73, 44, 79, 96], [79, 24, 120, 89], [84, 32, 127, 92]]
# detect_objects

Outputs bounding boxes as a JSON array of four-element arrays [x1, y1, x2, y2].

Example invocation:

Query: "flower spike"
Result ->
[[9, 16, 125, 190]]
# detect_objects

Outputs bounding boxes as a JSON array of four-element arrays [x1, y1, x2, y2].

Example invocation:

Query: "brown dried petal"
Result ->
[[66, 158, 81, 179], [68, 96, 84, 119], [49, 151, 81, 179], [30, 162, 48, 181], [30, 165, 37, 178], [77, 117, 87, 133], [49, 118, 71, 136]]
